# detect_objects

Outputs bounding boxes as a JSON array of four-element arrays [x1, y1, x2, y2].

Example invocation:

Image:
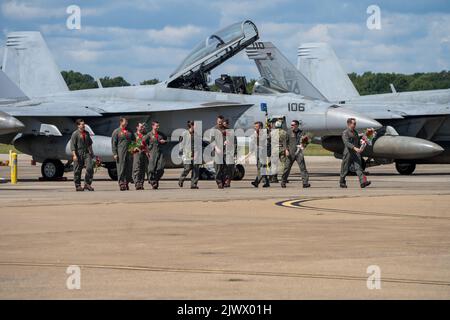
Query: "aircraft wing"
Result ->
[[344, 101, 450, 120], [93, 99, 254, 114], [0, 98, 254, 117]]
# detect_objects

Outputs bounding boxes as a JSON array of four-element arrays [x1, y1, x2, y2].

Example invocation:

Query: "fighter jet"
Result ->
[[0, 21, 379, 180], [246, 41, 447, 175]]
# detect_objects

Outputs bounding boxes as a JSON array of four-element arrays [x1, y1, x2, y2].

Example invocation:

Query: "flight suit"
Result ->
[[111, 127, 133, 190], [132, 131, 149, 190], [70, 129, 94, 187], [212, 125, 227, 187], [340, 128, 367, 185], [147, 130, 166, 188], [252, 130, 270, 187], [281, 128, 309, 186], [269, 128, 286, 182], [224, 130, 237, 187], [178, 130, 200, 188]]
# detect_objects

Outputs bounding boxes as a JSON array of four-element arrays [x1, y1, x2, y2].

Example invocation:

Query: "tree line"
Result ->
[[61, 70, 450, 95], [61, 70, 160, 90], [348, 71, 450, 95]]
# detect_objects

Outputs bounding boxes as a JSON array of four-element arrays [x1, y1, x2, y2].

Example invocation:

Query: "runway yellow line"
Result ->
[[275, 196, 450, 220]]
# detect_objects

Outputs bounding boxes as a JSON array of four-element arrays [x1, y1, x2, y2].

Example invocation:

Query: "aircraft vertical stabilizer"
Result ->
[[297, 43, 360, 101], [246, 41, 327, 101], [2, 32, 68, 98]]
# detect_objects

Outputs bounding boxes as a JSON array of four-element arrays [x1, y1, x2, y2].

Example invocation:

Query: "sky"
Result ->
[[0, 0, 449, 85]]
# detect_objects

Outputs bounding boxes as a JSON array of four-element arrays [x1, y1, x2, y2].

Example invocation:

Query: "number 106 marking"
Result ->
[[288, 102, 305, 112]]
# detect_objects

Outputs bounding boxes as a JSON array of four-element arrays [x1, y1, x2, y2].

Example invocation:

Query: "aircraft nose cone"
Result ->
[[326, 107, 382, 135], [0, 111, 25, 134]]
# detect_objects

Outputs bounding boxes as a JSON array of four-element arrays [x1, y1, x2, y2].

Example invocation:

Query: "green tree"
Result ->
[[246, 79, 257, 94], [99, 76, 130, 88], [140, 79, 160, 85], [348, 71, 450, 95], [61, 70, 97, 90]]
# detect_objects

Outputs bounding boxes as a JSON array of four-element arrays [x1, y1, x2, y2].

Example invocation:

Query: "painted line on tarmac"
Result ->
[[275, 196, 450, 220], [0, 261, 449, 287]]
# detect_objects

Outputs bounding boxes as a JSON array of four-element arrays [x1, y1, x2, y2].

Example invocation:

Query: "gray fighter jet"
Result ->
[[0, 21, 380, 180], [246, 41, 447, 175]]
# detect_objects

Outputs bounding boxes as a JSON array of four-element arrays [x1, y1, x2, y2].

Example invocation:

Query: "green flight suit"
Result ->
[[111, 127, 133, 187], [252, 130, 270, 186], [224, 129, 237, 186], [70, 129, 94, 186], [277, 128, 287, 175], [178, 130, 200, 187], [146, 130, 166, 186], [132, 132, 149, 188], [211, 125, 227, 186], [281, 128, 309, 185], [340, 128, 366, 185]]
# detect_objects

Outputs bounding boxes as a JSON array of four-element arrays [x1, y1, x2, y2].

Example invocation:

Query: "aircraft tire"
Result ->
[[233, 164, 245, 180], [395, 162, 416, 175], [41, 159, 64, 180]]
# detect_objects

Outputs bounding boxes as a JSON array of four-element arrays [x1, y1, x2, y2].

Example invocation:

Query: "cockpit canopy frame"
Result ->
[[166, 20, 259, 90]]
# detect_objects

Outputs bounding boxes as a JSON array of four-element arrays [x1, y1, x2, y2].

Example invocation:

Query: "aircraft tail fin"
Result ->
[[245, 41, 327, 101], [2, 31, 68, 98], [0, 69, 28, 101], [297, 43, 359, 101]]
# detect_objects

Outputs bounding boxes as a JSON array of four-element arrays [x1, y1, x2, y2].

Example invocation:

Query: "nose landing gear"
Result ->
[[41, 159, 65, 180]]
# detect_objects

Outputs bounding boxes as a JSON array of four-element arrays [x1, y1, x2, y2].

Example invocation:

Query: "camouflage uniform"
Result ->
[[132, 131, 149, 190], [270, 128, 287, 182], [146, 130, 166, 188], [340, 128, 367, 185], [281, 128, 309, 186], [70, 129, 94, 187], [111, 127, 133, 190]]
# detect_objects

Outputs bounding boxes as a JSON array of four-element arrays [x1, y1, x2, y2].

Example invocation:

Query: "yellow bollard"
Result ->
[[10, 152, 17, 184]]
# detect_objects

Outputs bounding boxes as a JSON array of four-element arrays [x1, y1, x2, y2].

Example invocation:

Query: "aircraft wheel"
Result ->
[[107, 167, 118, 181], [395, 162, 416, 175], [233, 164, 245, 180], [199, 167, 214, 180], [41, 159, 64, 180]]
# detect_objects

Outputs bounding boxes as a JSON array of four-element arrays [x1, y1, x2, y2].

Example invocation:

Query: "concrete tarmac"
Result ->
[[0, 155, 449, 299]]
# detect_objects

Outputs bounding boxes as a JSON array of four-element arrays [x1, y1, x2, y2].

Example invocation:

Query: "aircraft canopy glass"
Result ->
[[170, 20, 258, 76]]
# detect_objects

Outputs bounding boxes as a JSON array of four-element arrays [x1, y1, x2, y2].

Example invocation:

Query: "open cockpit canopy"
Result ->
[[166, 20, 259, 90]]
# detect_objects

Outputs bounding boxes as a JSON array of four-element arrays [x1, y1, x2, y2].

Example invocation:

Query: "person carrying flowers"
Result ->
[[146, 120, 167, 189], [111, 117, 133, 191], [131, 122, 149, 190], [281, 119, 310, 189], [340, 118, 371, 189]]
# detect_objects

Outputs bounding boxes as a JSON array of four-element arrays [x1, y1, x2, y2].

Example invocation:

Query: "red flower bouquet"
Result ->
[[360, 128, 377, 151]]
